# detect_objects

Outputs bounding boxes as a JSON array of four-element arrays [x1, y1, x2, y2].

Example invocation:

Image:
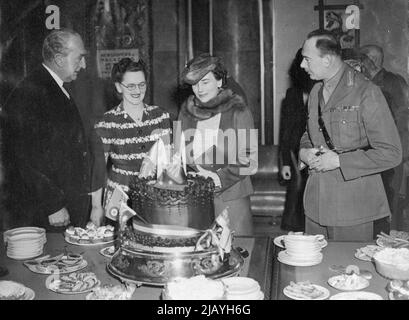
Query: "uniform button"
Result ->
[[83, 151, 87, 157], [341, 120, 346, 124], [319, 128, 322, 132]]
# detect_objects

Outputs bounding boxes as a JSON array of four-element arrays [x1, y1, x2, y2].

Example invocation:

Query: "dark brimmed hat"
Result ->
[[181, 54, 221, 85]]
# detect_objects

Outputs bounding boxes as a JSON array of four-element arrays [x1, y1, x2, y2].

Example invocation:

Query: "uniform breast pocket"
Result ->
[[329, 109, 362, 149]]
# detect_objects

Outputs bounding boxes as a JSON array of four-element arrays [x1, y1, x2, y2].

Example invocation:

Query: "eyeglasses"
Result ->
[[120, 82, 147, 91]]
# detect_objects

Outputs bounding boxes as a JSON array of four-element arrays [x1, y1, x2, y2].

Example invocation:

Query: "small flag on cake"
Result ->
[[105, 186, 129, 221]]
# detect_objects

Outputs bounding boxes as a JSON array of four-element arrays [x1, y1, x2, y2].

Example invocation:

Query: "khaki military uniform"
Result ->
[[300, 63, 402, 227]]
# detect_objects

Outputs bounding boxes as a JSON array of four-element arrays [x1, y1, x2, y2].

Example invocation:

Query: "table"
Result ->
[[0, 233, 274, 300], [271, 241, 391, 300]]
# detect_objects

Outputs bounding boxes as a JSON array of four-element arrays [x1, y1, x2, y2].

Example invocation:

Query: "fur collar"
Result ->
[[181, 89, 246, 120]]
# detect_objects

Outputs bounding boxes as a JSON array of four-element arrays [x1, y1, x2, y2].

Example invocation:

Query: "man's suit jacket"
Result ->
[[3, 65, 103, 229], [300, 63, 402, 227]]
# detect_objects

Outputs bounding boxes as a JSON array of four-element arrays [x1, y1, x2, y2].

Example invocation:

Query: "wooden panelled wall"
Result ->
[[0, 0, 274, 144]]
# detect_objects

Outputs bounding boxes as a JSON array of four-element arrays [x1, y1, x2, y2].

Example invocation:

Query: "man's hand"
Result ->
[[281, 165, 291, 180], [90, 206, 105, 227], [48, 207, 70, 227], [309, 147, 340, 172]]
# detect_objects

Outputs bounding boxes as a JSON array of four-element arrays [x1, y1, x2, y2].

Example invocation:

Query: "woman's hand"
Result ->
[[196, 165, 221, 188], [281, 165, 291, 180], [139, 156, 157, 178], [90, 206, 105, 227]]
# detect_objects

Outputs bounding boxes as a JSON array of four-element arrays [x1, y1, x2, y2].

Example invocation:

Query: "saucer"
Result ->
[[278, 251, 323, 267], [274, 235, 328, 249]]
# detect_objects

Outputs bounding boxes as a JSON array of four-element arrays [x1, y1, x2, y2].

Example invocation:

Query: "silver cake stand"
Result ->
[[106, 247, 245, 287]]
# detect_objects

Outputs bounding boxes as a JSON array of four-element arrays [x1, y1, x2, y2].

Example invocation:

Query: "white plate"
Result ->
[[278, 251, 323, 267], [328, 274, 369, 291], [221, 277, 261, 299], [65, 236, 114, 246], [7, 250, 44, 260], [283, 284, 330, 300], [24, 257, 87, 274], [46, 274, 100, 295], [330, 291, 383, 300], [4, 227, 45, 242], [274, 235, 328, 249], [225, 290, 264, 300], [99, 246, 116, 258], [221, 277, 260, 293]]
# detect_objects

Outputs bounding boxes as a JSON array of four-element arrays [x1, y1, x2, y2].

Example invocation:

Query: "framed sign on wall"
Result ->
[[314, 0, 362, 51]]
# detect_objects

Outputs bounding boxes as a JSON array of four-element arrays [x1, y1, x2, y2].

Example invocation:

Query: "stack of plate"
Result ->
[[221, 277, 264, 300], [278, 234, 324, 266], [4, 227, 46, 260]]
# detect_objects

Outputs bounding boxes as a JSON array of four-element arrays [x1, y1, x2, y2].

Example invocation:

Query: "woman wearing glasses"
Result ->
[[178, 53, 257, 235], [92, 58, 171, 223]]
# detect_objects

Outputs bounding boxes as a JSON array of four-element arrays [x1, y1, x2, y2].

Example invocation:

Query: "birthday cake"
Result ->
[[128, 174, 215, 231], [108, 209, 244, 285], [106, 139, 243, 285]]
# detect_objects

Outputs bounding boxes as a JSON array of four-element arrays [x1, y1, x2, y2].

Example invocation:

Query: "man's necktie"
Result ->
[[62, 83, 71, 99]]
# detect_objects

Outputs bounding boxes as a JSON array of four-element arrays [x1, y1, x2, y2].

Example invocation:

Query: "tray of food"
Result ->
[[0, 280, 35, 300], [86, 283, 136, 300], [355, 245, 384, 261], [46, 271, 100, 294], [283, 281, 330, 300], [328, 273, 369, 291], [387, 280, 409, 300], [376, 231, 409, 248], [23, 253, 87, 274], [64, 222, 115, 245]]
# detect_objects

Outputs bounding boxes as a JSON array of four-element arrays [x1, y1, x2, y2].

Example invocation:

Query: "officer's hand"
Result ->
[[299, 148, 320, 167], [48, 207, 70, 227], [311, 148, 340, 172]]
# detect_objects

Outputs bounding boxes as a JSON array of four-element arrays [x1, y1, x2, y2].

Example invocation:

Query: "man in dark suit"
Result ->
[[2, 28, 104, 231], [359, 44, 409, 230]]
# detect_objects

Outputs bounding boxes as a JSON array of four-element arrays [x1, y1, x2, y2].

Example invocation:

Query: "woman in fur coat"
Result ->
[[178, 54, 258, 235]]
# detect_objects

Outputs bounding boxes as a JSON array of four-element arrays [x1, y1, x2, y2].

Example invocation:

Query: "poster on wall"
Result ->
[[96, 48, 139, 79], [315, 1, 362, 64], [323, 10, 357, 49]]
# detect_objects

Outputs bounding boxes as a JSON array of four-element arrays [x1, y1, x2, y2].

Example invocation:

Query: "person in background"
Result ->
[[178, 53, 257, 236], [359, 44, 409, 231], [93, 57, 172, 219], [279, 48, 316, 232], [299, 30, 402, 241], [2, 28, 105, 230]]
